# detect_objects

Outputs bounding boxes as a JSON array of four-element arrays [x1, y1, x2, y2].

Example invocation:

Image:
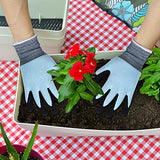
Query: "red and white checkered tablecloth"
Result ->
[[1, 0, 160, 159]]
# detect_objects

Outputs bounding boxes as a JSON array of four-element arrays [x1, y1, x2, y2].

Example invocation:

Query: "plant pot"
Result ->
[[14, 51, 160, 136], [0, 0, 69, 61], [0, 144, 44, 160]]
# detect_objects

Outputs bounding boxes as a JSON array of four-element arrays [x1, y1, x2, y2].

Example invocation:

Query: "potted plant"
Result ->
[[140, 47, 160, 100], [47, 43, 104, 113], [13, 44, 160, 137], [0, 121, 44, 160]]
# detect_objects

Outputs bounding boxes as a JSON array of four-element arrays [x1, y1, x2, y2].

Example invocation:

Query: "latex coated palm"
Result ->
[[96, 57, 141, 111], [20, 55, 58, 107], [95, 40, 152, 117], [14, 35, 58, 108]]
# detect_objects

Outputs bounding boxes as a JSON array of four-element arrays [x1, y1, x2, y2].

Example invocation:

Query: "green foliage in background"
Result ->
[[140, 47, 160, 101]]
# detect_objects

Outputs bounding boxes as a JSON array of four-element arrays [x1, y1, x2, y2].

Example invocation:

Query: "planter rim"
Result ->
[[0, 144, 44, 160]]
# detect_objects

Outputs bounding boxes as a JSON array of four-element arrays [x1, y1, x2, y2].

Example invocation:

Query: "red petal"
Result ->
[[82, 65, 91, 74], [90, 67, 96, 74], [65, 43, 80, 59], [74, 73, 83, 81], [69, 61, 84, 81], [87, 52, 96, 58], [65, 53, 70, 60], [85, 54, 94, 64], [69, 68, 77, 77], [72, 61, 83, 69], [90, 59, 97, 67], [71, 43, 80, 57], [69, 68, 83, 81]]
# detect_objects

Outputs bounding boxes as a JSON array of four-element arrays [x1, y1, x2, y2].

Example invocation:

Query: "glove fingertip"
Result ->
[[49, 105, 58, 115], [49, 84, 59, 99], [36, 101, 41, 108], [95, 68, 105, 75], [26, 91, 34, 113], [25, 89, 30, 103], [106, 109, 115, 118], [121, 107, 129, 117], [96, 94, 102, 99], [46, 99, 52, 107], [121, 96, 129, 116], [32, 91, 41, 108], [97, 105, 106, 114]]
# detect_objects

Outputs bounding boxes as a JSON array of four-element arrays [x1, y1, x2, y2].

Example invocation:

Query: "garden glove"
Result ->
[[95, 40, 152, 117], [14, 35, 59, 114]]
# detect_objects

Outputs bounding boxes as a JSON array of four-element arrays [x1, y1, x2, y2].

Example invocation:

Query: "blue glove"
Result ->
[[95, 40, 152, 117], [14, 35, 59, 112]]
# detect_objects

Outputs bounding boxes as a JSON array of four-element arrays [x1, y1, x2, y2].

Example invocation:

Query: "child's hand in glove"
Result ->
[[94, 40, 152, 117], [14, 35, 59, 114]]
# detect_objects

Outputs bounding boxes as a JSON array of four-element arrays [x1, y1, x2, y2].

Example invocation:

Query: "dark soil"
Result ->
[[2, 152, 41, 160], [18, 60, 160, 130]]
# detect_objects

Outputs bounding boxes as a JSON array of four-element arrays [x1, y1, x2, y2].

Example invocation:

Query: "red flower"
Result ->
[[85, 52, 97, 74], [65, 43, 80, 59], [69, 61, 90, 81]]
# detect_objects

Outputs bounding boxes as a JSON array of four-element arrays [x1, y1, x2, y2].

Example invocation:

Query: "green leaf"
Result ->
[[58, 94, 65, 103], [59, 69, 69, 75], [155, 94, 160, 101], [54, 75, 65, 84], [0, 123, 19, 160], [49, 68, 69, 77], [59, 59, 69, 64], [47, 70, 60, 77], [58, 75, 76, 102], [56, 59, 69, 68], [83, 74, 104, 95], [147, 56, 160, 61], [152, 83, 159, 89], [142, 64, 157, 72], [86, 47, 96, 53], [140, 71, 152, 80], [76, 84, 86, 93], [54, 63, 65, 68], [142, 61, 160, 72], [140, 84, 150, 94], [22, 122, 38, 160], [140, 47, 160, 101], [0, 155, 10, 160], [148, 56, 160, 60], [59, 59, 68, 64], [65, 92, 80, 113], [154, 61, 160, 71], [79, 92, 93, 102], [146, 56, 160, 65], [147, 71, 160, 84], [152, 47, 160, 56], [64, 59, 78, 70], [145, 88, 159, 96]]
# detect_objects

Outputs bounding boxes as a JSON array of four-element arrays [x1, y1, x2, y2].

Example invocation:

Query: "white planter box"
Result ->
[[13, 51, 160, 137], [0, 0, 69, 61]]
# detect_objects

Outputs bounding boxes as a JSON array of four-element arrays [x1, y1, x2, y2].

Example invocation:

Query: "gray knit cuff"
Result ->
[[13, 35, 45, 65], [119, 40, 152, 72]]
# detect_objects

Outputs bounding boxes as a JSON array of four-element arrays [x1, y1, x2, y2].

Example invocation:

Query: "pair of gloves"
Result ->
[[14, 35, 151, 116]]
